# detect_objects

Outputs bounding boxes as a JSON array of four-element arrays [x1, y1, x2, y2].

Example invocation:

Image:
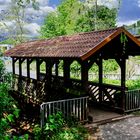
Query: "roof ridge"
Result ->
[[17, 27, 123, 45], [78, 26, 122, 35]]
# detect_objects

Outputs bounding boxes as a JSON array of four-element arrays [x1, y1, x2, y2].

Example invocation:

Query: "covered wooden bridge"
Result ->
[[5, 27, 140, 118]]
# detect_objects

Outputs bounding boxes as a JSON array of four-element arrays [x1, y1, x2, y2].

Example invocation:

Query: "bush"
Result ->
[[33, 112, 87, 140], [0, 58, 24, 139], [126, 79, 140, 90]]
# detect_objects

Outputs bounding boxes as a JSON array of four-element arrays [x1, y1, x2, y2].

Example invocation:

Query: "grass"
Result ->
[[131, 111, 140, 115]]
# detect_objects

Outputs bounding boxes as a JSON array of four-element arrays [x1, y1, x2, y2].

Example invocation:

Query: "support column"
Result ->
[[19, 58, 25, 76], [116, 57, 126, 111], [36, 59, 43, 80], [12, 57, 18, 89], [63, 60, 71, 87], [99, 58, 103, 103], [121, 58, 126, 111], [55, 61, 59, 76], [95, 57, 103, 103], [12, 57, 16, 74], [45, 60, 53, 93], [81, 61, 88, 94], [18, 58, 25, 92], [27, 58, 33, 78], [19, 58, 22, 77]]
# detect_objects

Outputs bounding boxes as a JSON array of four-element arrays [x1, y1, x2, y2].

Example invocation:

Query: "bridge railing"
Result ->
[[40, 96, 88, 127]]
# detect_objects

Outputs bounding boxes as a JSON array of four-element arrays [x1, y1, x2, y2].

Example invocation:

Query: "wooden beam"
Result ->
[[63, 60, 72, 87], [103, 88, 115, 105], [87, 56, 98, 70], [13, 58, 18, 63], [27, 58, 34, 78], [18, 58, 26, 77], [81, 61, 88, 94], [116, 57, 126, 111], [45, 60, 53, 93], [98, 58, 103, 102], [19, 58, 22, 77], [12, 57, 16, 74], [55, 61, 59, 76], [36, 59, 40, 80], [36, 59, 44, 80], [120, 58, 126, 111]]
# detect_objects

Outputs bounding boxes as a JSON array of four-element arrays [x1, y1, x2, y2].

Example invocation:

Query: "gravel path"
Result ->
[[99, 116, 140, 140]]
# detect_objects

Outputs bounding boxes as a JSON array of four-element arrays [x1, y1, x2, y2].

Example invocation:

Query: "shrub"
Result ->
[[33, 112, 87, 140]]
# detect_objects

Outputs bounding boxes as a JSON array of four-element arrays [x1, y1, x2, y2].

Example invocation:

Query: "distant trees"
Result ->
[[0, 0, 39, 45], [40, 0, 120, 38], [125, 20, 140, 35], [0, 0, 27, 45], [16, 0, 39, 9]]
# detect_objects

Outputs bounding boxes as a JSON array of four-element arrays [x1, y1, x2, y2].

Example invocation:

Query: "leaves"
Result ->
[[7, 114, 14, 123], [13, 109, 20, 118], [0, 59, 21, 139], [40, 0, 118, 38], [33, 112, 87, 140], [120, 33, 128, 46]]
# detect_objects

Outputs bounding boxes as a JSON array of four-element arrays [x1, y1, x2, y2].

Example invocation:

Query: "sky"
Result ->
[[0, 0, 140, 37], [117, 0, 140, 26]]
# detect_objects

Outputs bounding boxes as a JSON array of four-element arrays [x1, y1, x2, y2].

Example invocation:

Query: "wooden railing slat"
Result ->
[[125, 89, 140, 112]]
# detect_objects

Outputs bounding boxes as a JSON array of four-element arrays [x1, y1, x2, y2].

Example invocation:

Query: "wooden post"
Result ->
[[95, 57, 103, 103], [19, 58, 22, 77], [55, 61, 59, 76], [45, 60, 52, 93], [12, 57, 18, 89], [63, 60, 71, 87], [18, 58, 25, 92], [81, 61, 88, 94], [121, 58, 126, 111], [99, 58, 103, 103], [18, 58, 25, 77], [36, 59, 41, 80], [116, 57, 126, 111], [27, 58, 33, 78], [12, 57, 16, 74]]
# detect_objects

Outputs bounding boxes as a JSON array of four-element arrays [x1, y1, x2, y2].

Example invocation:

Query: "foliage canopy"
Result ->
[[40, 0, 118, 38]]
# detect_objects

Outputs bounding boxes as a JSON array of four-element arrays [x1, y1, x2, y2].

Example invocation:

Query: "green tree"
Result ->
[[40, 0, 119, 38], [40, 0, 83, 38]]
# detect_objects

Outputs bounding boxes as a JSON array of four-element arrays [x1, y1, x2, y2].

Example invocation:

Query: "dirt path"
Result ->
[[99, 116, 140, 140]]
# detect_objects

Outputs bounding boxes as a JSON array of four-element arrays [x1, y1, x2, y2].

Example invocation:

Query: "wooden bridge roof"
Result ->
[[4, 27, 140, 61]]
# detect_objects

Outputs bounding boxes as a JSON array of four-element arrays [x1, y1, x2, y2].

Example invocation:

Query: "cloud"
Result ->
[[0, 0, 55, 38], [37, 0, 49, 6], [117, 19, 138, 26], [99, 0, 119, 8], [24, 23, 40, 37], [0, 0, 10, 4], [138, 0, 140, 7], [39, 6, 54, 14], [26, 5, 54, 17], [85, 0, 119, 9]]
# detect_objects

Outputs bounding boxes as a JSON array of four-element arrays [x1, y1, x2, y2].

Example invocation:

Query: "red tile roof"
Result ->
[[4, 27, 140, 60]]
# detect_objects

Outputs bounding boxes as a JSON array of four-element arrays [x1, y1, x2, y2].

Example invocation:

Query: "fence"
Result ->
[[40, 96, 88, 127], [125, 89, 140, 112], [88, 73, 140, 80]]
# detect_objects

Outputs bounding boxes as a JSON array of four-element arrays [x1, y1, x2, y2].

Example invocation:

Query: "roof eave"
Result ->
[[80, 27, 140, 61]]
